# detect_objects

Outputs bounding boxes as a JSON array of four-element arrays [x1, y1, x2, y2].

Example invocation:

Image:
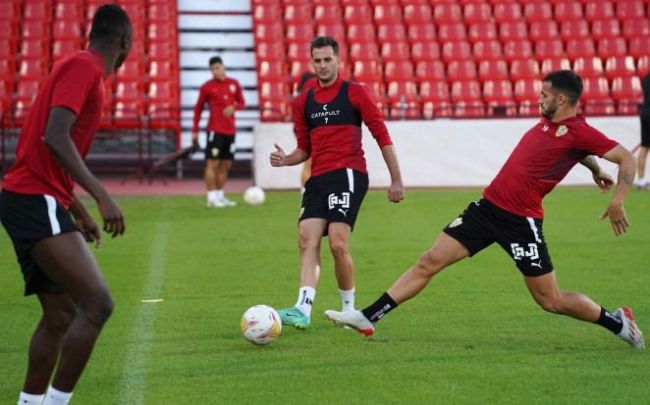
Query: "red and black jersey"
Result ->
[[293, 76, 392, 178], [192, 77, 245, 136], [2, 50, 105, 208], [483, 115, 619, 218]]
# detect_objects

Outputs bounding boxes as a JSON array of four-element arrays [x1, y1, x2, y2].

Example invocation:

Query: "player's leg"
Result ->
[[29, 232, 114, 393], [216, 158, 235, 205], [21, 293, 76, 399], [327, 222, 355, 310], [204, 159, 220, 206], [635, 146, 648, 188]]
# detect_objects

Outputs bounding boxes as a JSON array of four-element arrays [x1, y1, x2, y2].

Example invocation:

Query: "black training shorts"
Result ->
[[300, 168, 369, 234], [0, 190, 78, 295], [205, 132, 236, 160], [443, 198, 553, 277]]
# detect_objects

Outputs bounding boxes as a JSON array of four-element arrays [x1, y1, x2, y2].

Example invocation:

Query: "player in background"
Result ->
[[635, 72, 650, 189], [191, 56, 245, 207], [325, 70, 644, 350], [0, 5, 131, 405], [270, 36, 404, 329]]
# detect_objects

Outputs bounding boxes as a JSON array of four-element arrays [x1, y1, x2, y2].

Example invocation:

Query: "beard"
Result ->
[[540, 102, 557, 119]]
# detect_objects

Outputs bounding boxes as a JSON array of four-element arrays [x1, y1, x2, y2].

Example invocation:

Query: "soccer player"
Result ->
[[0, 5, 131, 405], [269, 36, 404, 329], [191, 56, 245, 207], [634, 72, 650, 189], [325, 70, 644, 350]]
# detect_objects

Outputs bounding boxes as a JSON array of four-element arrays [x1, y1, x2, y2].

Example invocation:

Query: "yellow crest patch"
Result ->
[[555, 125, 568, 137]]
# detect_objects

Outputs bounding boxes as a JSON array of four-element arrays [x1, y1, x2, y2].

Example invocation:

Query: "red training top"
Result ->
[[483, 115, 619, 218], [2, 50, 106, 208], [293, 76, 393, 178], [192, 77, 245, 136]]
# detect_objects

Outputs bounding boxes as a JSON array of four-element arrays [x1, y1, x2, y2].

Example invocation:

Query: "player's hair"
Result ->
[[543, 70, 583, 105], [209, 56, 223, 66], [89, 4, 131, 43], [310, 36, 339, 56]]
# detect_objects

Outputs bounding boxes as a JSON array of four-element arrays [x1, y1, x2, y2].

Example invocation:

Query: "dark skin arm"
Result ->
[[68, 196, 101, 247], [43, 106, 125, 237]]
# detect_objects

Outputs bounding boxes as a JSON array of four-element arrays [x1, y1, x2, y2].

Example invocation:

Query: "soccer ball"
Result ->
[[240, 305, 282, 345], [243, 186, 265, 206]]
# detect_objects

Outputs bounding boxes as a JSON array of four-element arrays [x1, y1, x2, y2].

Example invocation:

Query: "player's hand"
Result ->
[[388, 181, 404, 203], [223, 105, 235, 117], [76, 215, 102, 247], [600, 202, 628, 236], [593, 170, 614, 193], [270, 143, 287, 167], [97, 194, 125, 238]]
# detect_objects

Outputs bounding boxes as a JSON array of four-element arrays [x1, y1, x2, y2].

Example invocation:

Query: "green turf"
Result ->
[[1, 187, 648, 404]]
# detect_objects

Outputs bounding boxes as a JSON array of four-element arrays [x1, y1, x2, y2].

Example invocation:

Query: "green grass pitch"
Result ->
[[1, 187, 648, 404]]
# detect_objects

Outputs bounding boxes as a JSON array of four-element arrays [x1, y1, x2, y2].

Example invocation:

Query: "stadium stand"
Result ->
[[252, 0, 650, 121]]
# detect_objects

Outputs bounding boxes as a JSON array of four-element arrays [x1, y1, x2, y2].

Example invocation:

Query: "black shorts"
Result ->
[[443, 198, 553, 277], [0, 190, 79, 295], [205, 132, 236, 160], [641, 112, 650, 147], [300, 168, 369, 234]]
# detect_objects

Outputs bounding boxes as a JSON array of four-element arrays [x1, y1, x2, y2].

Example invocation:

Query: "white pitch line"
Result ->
[[118, 221, 169, 405]]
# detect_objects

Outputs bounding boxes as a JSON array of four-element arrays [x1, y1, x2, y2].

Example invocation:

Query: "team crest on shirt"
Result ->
[[229, 84, 236, 93], [555, 125, 568, 137]]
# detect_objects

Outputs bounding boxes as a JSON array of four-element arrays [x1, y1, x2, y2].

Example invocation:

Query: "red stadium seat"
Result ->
[[253, 5, 281, 23], [534, 39, 564, 62], [0, 60, 15, 83], [52, 40, 82, 62], [483, 80, 516, 116], [148, 4, 174, 22], [376, 24, 407, 43], [510, 59, 541, 81], [116, 61, 143, 82], [637, 56, 650, 76], [559, 20, 590, 41], [16, 80, 40, 103], [473, 40, 503, 61], [590, 19, 621, 41], [403, 4, 432, 24], [18, 60, 46, 80], [616, 0, 645, 20], [349, 42, 379, 61], [289, 60, 313, 87], [148, 61, 174, 81], [53, 21, 82, 41], [498, 21, 528, 41], [259, 81, 289, 102], [346, 24, 376, 43], [344, 6, 372, 24], [147, 100, 180, 130], [529, 21, 559, 41], [523, 2, 553, 22], [148, 22, 176, 43], [316, 23, 345, 40], [260, 101, 290, 122], [441, 41, 472, 63], [554, 2, 584, 20], [114, 99, 145, 128], [22, 21, 48, 40], [411, 41, 441, 63], [433, 3, 462, 23], [582, 76, 612, 101], [597, 38, 627, 59], [284, 4, 312, 23], [0, 41, 15, 62], [573, 57, 605, 78], [415, 60, 446, 83], [258, 42, 287, 62], [513, 79, 542, 116], [374, 4, 402, 24], [478, 60, 509, 81], [566, 38, 596, 59], [622, 19, 650, 39], [314, 5, 342, 24], [502, 40, 533, 63], [286, 23, 314, 43], [148, 81, 176, 101], [287, 42, 311, 62], [380, 42, 410, 61], [463, 3, 492, 24], [447, 60, 477, 81], [387, 81, 419, 119], [611, 76, 643, 114], [419, 81, 452, 118], [258, 61, 286, 81], [407, 24, 436, 43], [352, 60, 383, 82], [540, 58, 572, 75], [493, 3, 522, 23], [115, 81, 142, 101], [254, 24, 284, 42], [467, 22, 498, 44], [451, 80, 485, 117], [604, 56, 637, 80], [384, 61, 414, 81], [437, 22, 467, 42], [23, 3, 51, 21], [20, 39, 48, 60], [585, 2, 615, 22], [54, 3, 81, 20], [629, 37, 650, 59]]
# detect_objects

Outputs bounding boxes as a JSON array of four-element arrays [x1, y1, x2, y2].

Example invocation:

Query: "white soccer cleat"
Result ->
[[324, 309, 375, 336], [221, 197, 237, 207], [206, 199, 227, 208], [614, 307, 645, 350], [634, 178, 648, 190]]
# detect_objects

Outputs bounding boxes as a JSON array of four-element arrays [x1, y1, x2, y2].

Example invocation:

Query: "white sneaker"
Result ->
[[614, 307, 645, 349], [324, 309, 375, 336], [634, 178, 648, 189], [207, 199, 227, 208], [221, 197, 237, 207]]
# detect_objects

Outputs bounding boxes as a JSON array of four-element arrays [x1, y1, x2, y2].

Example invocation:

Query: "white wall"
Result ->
[[253, 117, 641, 189]]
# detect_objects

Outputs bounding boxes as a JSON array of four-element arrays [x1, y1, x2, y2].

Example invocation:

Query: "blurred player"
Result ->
[[191, 56, 245, 207], [0, 5, 131, 405], [325, 70, 644, 350], [635, 72, 650, 189], [270, 36, 404, 329]]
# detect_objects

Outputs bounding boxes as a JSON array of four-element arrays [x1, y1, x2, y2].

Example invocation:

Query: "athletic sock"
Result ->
[[294, 286, 315, 318], [595, 307, 623, 334], [215, 189, 224, 200], [361, 292, 398, 323], [207, 190, 218, 202], [43, 386, 72, 405], [339, 288, 355, 311], [18, 392, 44, 405]]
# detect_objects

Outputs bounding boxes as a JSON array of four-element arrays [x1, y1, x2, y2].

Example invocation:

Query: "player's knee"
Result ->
[[535, 295, 561, 314], [44, 306, 77, 336], [415, 250, 445, 276], [328, 239, 349, 259], [81, 292, 114, 327], [298, 234, 319, 254]]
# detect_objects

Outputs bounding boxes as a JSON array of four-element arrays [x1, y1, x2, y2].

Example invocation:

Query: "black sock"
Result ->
[[361, 292, 398, 323], [595, 307, 623, 334]]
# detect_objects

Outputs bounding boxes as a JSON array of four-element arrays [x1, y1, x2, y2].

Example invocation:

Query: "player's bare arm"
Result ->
[[44, 106, 125, 237], [69, 196, 102, 247], [269, 143, 308, 167], [599, 145, 636, 236], [380, 145, 404, 203], [580, 155, 614, 192]]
